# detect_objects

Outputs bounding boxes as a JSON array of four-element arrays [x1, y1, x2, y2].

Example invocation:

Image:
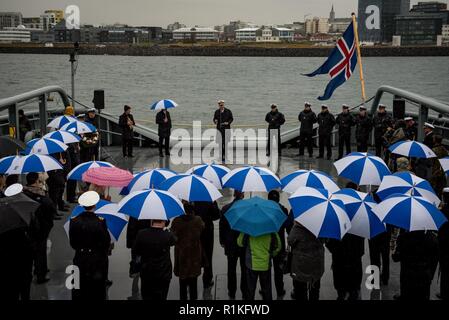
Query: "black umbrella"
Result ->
[[0, 192, 39, 235]]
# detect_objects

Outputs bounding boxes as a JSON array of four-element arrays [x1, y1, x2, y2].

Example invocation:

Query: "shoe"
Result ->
[[106, 279, 113, 287], [316, 156, 323, 159], [36, 277, 50, 284], [381, 278, 389, 286], [290, 292, 296, 300], [228, 292, 236, 300], [436, 292, 442, 300], [393, 293, 401, 300], [277, 289, 286, 298], [165, 151, 170, 156]]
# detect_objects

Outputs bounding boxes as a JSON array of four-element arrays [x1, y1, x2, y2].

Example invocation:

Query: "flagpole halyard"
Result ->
[[352, 13, 367, 104]]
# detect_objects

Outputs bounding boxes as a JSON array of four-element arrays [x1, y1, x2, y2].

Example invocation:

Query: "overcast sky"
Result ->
[[1, 0, 430, 27]]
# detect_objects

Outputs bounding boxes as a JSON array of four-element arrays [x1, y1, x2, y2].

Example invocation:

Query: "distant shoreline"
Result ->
[[1, 43, 449, 57]]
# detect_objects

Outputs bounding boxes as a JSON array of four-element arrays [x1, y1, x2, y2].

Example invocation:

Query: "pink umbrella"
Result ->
[[82, 167, 134, 187]]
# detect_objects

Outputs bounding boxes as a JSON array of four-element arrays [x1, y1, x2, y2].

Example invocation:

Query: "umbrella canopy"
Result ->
[[333, 189, 385, 239], [150, 99, 178, 111], [334, 152, 391, 186], [222, 166, 281, 192], [288, 187, 351, 240], [82, 167, 134, 187], [438, 157, 449, 175], [0, 156, 19, 174], [64, 201, 128, 241], [377, 172, 440, 206], [372, 194, 447, 231], [47, 115, 77, 129], [60, 120, 96, 134], [224, 196, 287, 237], [281, 169, 340, 194], [389, 140, 436, 159], [117, 189, 185, 220], [4, 154, 63, 174], [0, 191, 40, 234], [67, 161, 115, 180], [25, 138, 68, 155], [43, 130, 81, 144], [185, 164, 230, 189], [120, 168, 177, 195], [159, 174, 222, 202]]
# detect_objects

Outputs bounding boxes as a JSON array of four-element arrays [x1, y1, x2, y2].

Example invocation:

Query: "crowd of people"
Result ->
[[1, 101, 449, 302]]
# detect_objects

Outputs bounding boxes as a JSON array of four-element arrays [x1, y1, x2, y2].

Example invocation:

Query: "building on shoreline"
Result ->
[[0, 25, 31, 42], [0, 12, 22, 29], [305, 17, 329, 35], [172, 27, 219, 41], [44, 10, 63, 24]]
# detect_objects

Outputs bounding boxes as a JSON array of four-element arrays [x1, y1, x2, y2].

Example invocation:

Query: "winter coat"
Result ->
[[219, 200, 244, 257], [213, 108, 234, 130], [298, 110, 317, 134], [265, 110, 286, 130], [355, 115, 372, 141], [119, 113, 135, 138], [317, 111, 336, 136], [336, 112, 354, 136], [237, 232, 281, 272], [156, 110, 172, 137], [373, 112, 393, 138]]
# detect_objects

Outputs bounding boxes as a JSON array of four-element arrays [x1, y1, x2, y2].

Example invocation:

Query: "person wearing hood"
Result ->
[[265, 104, 285, 156]]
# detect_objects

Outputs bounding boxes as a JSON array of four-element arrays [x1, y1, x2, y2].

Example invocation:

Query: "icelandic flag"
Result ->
[[304, 22, 358, 101]]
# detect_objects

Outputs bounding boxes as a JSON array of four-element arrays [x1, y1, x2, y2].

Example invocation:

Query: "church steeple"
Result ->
[[330, 4, 335, 22]]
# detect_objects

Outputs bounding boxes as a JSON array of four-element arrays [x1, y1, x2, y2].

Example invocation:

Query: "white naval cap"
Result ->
[[424, 122, 435, 129], [359, 105, 367, 110], [378, 104, 386, 108], [4, 183, 23, 197], [87, 108, 96, 113], [404, 117, 413, 121], [443, 187, 449, 194], [304, 101, 311, 106], [78, 191, 100, 207]]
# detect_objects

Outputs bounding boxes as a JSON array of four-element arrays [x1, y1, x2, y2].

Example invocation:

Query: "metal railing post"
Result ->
[[8, 103, 19, 140], [418, 104, 429, 142], [39, 94, 48, 136]]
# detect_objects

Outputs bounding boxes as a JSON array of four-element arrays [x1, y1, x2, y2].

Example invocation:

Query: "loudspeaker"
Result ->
[[393, 99, 405, 120], [92, 90, 105, 110]]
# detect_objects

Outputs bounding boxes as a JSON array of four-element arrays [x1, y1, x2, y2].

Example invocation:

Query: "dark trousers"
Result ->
[[299, 132, 313, 156], [318, 134, 332, 158], [338, 134, 351, 158], [272, 254, 285, 296], [66, 180, 77, 202], [49, 185, 65, 210], [141, 276, 170, 300], [122, 135, 133, 156], [369, 234, 390, 284], [217, 128, 228, 160], [227, 253, 248, 299], [0, 265, 32, 300], [32, 239, 48, 281], [246, 268, 272, 301], [202, 227, 214, 287], [357, 138, 369, 152], [267, 128, 281, 156], [158, 136, 170, 155], [375, 136, 384, 157], [179, 277, 198, 300], [293, 279, 320, 301]]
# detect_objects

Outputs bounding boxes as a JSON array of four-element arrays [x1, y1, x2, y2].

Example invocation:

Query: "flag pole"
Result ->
[[352, 13, 367, 103]]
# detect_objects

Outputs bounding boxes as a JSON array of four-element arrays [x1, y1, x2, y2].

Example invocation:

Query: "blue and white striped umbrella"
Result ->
[[120, 168, 177, 195], [438, 157, 449, 175], [333, 189, 385, 239], [222, 166, 281, 192], [372, 194, 447, 231], [185, 164, 231, 189], [67, 161, 115, 180], [281, 169, 340, 194], [43, 130, 81, 144], [117, 189, 185, 220], [377, 172, 440, 206], [389, 140, 436, 159], [334, 152, 391, 186], [159, 174, 222, 202], [288, 187, 351, 240], [150, 99, 178, 111], [47, 115, 77, 129], [60, 120, 96, 134], [5, 154, 63, 174], [64, 200, 128, 242], [0, 156, 20, 174], [25, 138, 68, 155]]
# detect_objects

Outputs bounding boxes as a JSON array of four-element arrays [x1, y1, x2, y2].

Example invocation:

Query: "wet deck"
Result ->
[[30, 145, 440, 300]]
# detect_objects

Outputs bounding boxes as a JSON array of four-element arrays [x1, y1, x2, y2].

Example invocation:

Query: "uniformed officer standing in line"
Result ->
[[404, 117, 418, 141], [213, 100, 234, 162], [335, 104, 354, 160], [265, 104, 286, 156], [298, 102, 317, 158], [69, 191, 111, 300], [354, 106, 373, 152], [317, 104, 336, 160], [373, 104, 393, 158]]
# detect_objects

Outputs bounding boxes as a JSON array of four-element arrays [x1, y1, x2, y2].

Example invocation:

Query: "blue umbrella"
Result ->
[[377, 172, 440, 206], [120, 168, 177, 195], [44, 130, 81, 144], [222, 166, 281, 192], [61, 120, 96, 134], [333, 189, 385, 239], [288, 187, 351, 240], [159, 174, 222, 202], [373, 194, 447, 231], [67, 161, 114, 180], [150, 99, 178, 111], [65, 200, 128, 241], [334, 152, 391, 186], [185, 164, 230, 189], [47, 115, 77, 129], [117, 189, 185, 220], [5, 154, 63, 174], [0, 156, 18, 174], [25, 138, 68, 155], [281, 169, 340, 193], [389, 140, 436, 159], [225, 196, 287, 237]]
